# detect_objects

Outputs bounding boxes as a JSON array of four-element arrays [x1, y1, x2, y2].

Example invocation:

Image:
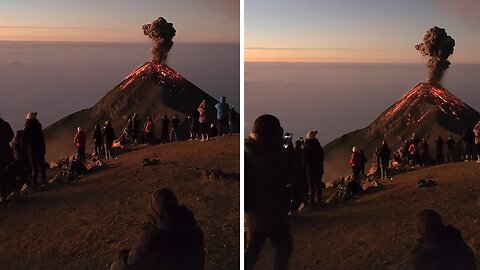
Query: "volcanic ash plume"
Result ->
[[142, 17, 176, 64], [415, 26, 455, 85]]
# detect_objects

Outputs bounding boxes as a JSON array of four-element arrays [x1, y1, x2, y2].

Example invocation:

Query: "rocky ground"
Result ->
[[0, 135, 239, 270]]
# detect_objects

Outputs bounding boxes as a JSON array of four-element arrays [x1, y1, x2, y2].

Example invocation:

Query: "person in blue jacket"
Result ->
[[215, 96, 231, 137]]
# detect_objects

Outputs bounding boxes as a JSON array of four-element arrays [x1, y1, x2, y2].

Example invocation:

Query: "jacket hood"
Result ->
[[220, 96, 226, 103]]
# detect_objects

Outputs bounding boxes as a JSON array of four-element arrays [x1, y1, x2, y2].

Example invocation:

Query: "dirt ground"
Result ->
[[254, 161, 480, 270], [0, 135, 239, 270]]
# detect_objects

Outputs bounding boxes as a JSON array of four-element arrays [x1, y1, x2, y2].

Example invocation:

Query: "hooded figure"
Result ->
[[215, 96, 231, 137], [303, 130, 324, 206], [22, 112, 46, 188], [411, 209, 476, 270], [73, 127, 86, 163], [110, 188, 205, 270], [0, 116, 14, 170], [245, 114, 293, 270]]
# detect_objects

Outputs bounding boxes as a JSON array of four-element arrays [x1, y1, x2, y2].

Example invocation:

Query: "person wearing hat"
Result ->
[[22, 111, 46, 189], [411, 209, 476, 269], [245, 114, 293, 270], [349, 146, 363, 186], [109, 188, 205, 270], [303, 130, 324, 206], [73, 126, 86, 163]]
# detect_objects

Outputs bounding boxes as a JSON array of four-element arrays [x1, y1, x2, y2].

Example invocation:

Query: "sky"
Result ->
[[245, 0, 480, 63], [0, 0, 239, 43]]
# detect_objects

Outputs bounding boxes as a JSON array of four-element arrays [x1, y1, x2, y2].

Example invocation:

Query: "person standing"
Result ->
[[102, 121, 115, 159], [303, 130, 324, 206], [420, 138, 430, 166], [435, 136, 444, 165], [73, 127, 86, 163], [190, 106, 200, 140], [170, 114, 180, 142], [198, 100, 209, 141], [144, 117, 155, 145], [229, 106, 238, 133], [378, 141, 391, 180], [92, 124, 103, 157], [349, 147, 363, 185], [131, 113, 141, 143], [160, 115, 170, 144], [0, 115, 14, 172], [445, 135, 456, 163], [215, 96, 231, 137], [245, 114, 293, 270], [473, 121, 480, 163], [462, 127, 475, 161], [22, 112, 46, 189]]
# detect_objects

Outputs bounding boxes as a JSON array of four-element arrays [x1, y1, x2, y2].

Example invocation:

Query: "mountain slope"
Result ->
[[323, 83, 480, 181]]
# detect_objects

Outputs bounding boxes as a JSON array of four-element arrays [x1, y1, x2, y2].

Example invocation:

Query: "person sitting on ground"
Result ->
[[378, 141, 391, 180], [435, 136, 444, 165], [73, 127, 86, 163], [245, 114, 293, 270], [160, 115, 170, 144], [462, 127, 475, 161], [93, 124, 103, 157], [411, 209, 476, 270], [473, 121, 480, 163], [22, 112, 46, 189], [110, 188, 205, 270], [144, 117, 155, 145], [303, 130, 324, 206], [102, 121, 115, 159], [170, 114, 180, 142], [445, 135, 456, 163], [215, 96, 231, 137]]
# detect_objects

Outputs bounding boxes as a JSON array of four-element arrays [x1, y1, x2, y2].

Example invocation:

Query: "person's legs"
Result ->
[[104, 143, 110, 159], [39, 156, 46, 184], [270, 230, 294, 270], [29, 153, 38, 189], [477, 144, 480, 162], [245, 232, 268, 270], [217, 119, 223, 136], [306, 166, 316, 205], [315, 174, 323, 203]]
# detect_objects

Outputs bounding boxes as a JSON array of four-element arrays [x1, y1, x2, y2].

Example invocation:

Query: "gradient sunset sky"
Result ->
[[0, 0, 239, 43], [246, 0, 480, 63]]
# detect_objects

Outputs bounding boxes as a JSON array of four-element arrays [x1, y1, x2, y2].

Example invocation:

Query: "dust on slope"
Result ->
[[254, 162, 480, 270], [0, 135, 239, 270]]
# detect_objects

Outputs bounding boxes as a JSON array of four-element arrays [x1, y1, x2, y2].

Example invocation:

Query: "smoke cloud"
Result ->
[[415, 26, 455, 85], [142, 17, 176, 64]]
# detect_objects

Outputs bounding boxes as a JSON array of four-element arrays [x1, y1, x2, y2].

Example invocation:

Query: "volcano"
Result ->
[[323, 83, 480, 181], [44, 62, 218, 161]]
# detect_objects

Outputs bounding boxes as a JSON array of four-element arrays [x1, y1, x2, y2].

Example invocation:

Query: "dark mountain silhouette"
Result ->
[[44, 62, 218, 161], [323, 82, 480, 181]]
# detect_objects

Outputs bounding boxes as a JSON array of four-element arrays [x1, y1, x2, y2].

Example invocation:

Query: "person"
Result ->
[[419, 138, 430, 166], [473, 121, 480, 163], [131, 113, 141, 143], [109, 188, 205, 270], [374, 144, 382, 176], [144, 117, 155, 145], [303, 130, 324, 206], [435, 136, 444, 165], [215, 96, 231, 137], [198, 100, 209, 141], [170, 114, 180, 142], [190, 106, 200, 140], [409, 142, 418, 167], [359, 150, 367, 176], [12, 130, 27, 164], [22, 112, 46, 189], [93, 124, 103, 156], [245, 114, 293, 270], [349, 147, 363, 185], [229, 106, 238, 133], [378, 141, 391, 180], [0, 115, 14, 172], [462, 127, 475, 161], [73, 127, 86, 163], [445, 135, 455, 163], [411, 209, 476, 270], [160, 115, 170, 144], [290, 139, 307, 213], [102, 120, 115, 159]]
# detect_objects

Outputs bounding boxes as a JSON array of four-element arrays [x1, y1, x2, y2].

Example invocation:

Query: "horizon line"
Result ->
[[0, 39, 240, 45], [245, 60, 480, 65]]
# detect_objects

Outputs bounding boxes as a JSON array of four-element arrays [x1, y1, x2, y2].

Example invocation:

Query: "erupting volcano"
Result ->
[[43, 17, 218, 161], [323, 83, 480, 181]]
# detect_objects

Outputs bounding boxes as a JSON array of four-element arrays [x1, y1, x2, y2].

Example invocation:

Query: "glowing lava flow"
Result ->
[[120, 62, 182, 90]]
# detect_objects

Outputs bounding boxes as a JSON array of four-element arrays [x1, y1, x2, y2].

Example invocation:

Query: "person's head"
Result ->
[[412, 133, 416, 138], [352, 146, 357, 153], [26, 111, 37, 120], [150, 188, 179, 219], [173, 114, 177, 118], [200, 100, 206, 108], [147, 116, 152, 121], [77, 126, 82, 132], [133, 112, 138, 117], [220, 96, 226, 103], [306, 130, 318, 140], [295, 140, 303, 149], [448, 135, 452, 139], [250, 114, 284, 142], [104, 120, 110, 126], [416, 209, 445, 239]]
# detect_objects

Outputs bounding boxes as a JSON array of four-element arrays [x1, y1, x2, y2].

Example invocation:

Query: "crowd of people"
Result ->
[[245, 114, 478, 270]]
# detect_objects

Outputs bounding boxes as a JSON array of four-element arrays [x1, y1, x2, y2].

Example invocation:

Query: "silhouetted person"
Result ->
[[378, 141, 391, 180], [145, 117, 155, 145], [229, 106, 238, 133], [435, 136, 444, 164], [409, 142, 419, 166], [374, 144, 382, 176], [160, 115, 170, 144], [102, 121, 115, 159], [359, 150, 367, 175], [170, 114, 180, 142], [215, 96, 231, 137], [0, 116, 14, 171], [245, 114, 293, 270], [110, 188, 205, 270], [420, 138, 430, 166], [12, 130, 27, 163], [412, 209, 476, 270], [93, 124, 103, 156], [290, 139, 307, 212], [22, 112, 46, 189], [73, 127, 86, 163], [190, 106, 200, 140], [474, 121, 480, 163], [303, 130, 324, 206], [131, 113, 141, 143], [445, 135, 455, 163], [198, 100, 209, 141], [349, 147, 363, 185], [462, 127, 475, 161]]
